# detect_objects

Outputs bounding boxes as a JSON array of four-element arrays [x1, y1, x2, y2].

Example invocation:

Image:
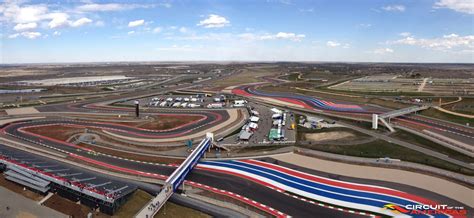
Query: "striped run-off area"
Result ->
[[232, 86, 364, 112], [197, 160, 460, 218]]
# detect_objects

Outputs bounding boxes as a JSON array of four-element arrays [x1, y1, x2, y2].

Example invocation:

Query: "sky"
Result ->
[[0, 0, 473, 64]]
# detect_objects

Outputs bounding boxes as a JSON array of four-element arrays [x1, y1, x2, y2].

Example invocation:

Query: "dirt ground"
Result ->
[[115, 115, 202, 130], [304, 131, 356, 142], [0, 176, 44, 201], [26, 125, 82, 141], [43, 194, 107, 218]]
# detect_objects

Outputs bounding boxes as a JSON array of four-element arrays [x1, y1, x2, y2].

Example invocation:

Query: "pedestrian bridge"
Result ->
[[135, 133, 213, 218], [372, 105, 430, 131]]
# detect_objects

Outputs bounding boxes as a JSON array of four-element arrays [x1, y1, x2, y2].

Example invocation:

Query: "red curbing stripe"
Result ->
[[69, 153, 167, 179], [241, 159, 439, 206]]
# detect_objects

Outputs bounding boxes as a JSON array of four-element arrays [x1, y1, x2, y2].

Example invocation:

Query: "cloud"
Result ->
[[9, 31, 42, 39], [8, 33, 19, 39], [153, 27, 162, 33], [3, 4, 49, 23], [275, 32, 305, 40], [299, 8, 314, 13], [13, 22, 37, 31], [70, 17, 92, 27], [399, 32, 411, 37], [76, 3, 135, 12], [179, 27, 188, 33], [47, 12, 70, 29], [127, 30, 135, 35], [197, 14, 230, 28], [326, 41, 341, 47], [75, 3, 164, 12], [53, 31, 61, 36], [326, 41, 350, 48], [373, 48, 394, 54], [391, 34, 474, 51], [95, 20, 105, 27], [128, 19, 145, 27], [237, 32, 305, 42], [1, 1, 93, 31], [434, 0, 474, 14], [382, 5, 406, 12], [357, 23, 372, 28]]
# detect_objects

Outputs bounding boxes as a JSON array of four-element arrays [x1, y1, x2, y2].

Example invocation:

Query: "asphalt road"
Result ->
[[0, 134, 359, 217]]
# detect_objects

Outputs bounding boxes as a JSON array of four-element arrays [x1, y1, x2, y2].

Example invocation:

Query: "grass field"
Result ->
[[420, 108, 473, 125], [114, 190, 210, 218], [296, 126, 372, 142], [444, 97, 474, 115], [391, 130, 474, 163], [298, 140, 474, 176], [212, 68, 277, 88], [155, 202, 211, 218]]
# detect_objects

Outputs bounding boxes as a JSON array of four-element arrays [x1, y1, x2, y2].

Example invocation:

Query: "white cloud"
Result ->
[[327, 41, 341, 47], [373, 48, 394, 54], [179, 27, 188, 33], [13, 22, 37, 31], [8, 33, 19, 39], [47, 12, 69, 29], [197, 14, 230, 28], [53, 31, 61, 36], [127, 31, 135, 35], [76, 3, 135, 12], [392, 34, 474, 51], [357, 23, 372, 28], [153, 27, 162, 33], [4, 4, 49, 23], [382, 5, 406, 12], [95, 20, 105, 27], [237, 32, 305, 42], [128, 19, 145, 27], [399, 32, 411, 37], [299, 8, 314, 13], [434, 0, 474, 14], [276, 32, 305, 40], [70, 18, 92, 27], [75, 3, 164, 12], [160, 3, 172, 8], [9, 31, 42, 39]]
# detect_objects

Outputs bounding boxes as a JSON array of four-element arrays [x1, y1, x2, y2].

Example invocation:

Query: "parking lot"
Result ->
[[219, 102, 296, 146], [123, 93, 248, 109]]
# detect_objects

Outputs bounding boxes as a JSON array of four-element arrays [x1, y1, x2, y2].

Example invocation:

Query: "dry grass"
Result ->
[[113, 190, 152, 218], [212, 68, 278, 88], [155, 202, 211, 218]]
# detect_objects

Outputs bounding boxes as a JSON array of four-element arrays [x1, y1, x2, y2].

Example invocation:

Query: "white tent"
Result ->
[[271, 108, 283, 114], [248, 122, 258, 130], [249, 116, 260, 122]]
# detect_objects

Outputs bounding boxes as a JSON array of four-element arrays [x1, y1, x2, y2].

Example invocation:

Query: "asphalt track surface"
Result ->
[[3, 116, 471, 217], [1, 128, 360, 217], [5, 110, 227, 139], [1, 80, 471, 217]]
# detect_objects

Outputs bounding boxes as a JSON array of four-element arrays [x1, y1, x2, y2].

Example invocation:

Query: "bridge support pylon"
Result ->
[[372, 114, 378, 129]]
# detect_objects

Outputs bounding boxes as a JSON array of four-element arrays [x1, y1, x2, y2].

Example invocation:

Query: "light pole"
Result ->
[[134, 100, 140, 118]]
